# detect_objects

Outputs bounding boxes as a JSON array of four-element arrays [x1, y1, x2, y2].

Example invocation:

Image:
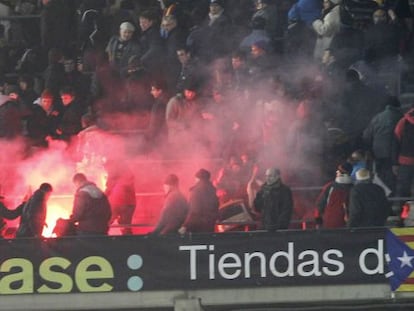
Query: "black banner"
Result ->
[[0, 228, 389, 295]]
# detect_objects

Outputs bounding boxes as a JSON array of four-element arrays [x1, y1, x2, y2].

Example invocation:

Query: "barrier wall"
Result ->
[[1, 228, 414, 310]]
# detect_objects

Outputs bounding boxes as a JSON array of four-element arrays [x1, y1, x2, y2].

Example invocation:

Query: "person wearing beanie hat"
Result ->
[[105, 20, 140, 76], [151, 174, 189, 235], [179, 168, 219, 234], [254, 168, 293, 231], [348, 168, 391, 227], [119, 21, 135, 32], [314, 163, 353, 228]]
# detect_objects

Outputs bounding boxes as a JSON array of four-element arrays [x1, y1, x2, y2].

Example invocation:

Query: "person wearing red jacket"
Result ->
[[393, 108, 414, 206]]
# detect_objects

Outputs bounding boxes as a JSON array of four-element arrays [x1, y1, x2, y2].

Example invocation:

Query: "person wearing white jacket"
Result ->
[[312, 0, 342, 61]]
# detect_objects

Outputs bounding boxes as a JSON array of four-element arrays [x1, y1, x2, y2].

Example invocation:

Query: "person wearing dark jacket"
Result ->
[[348, 168, 391, 228], [70, 173, 111, 235], [55, 86, 85, 141], [179, 169, 219, 233], [363, 96, 403, 193], [254, 168, 293, 231], [151, 174, 189, 235], [105, 21, 141, 78], [0, 195, 26, 238], [15, 183, 53, 238], [138, 10, 165, 78]]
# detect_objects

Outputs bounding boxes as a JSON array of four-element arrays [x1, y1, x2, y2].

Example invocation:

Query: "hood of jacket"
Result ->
[[78, 182, 104, 199], [404, 108, 414, 124]]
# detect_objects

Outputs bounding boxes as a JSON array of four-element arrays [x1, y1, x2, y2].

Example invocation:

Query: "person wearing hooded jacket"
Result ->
[[314, 162, 353, 228], [70, 173, 111, 236]]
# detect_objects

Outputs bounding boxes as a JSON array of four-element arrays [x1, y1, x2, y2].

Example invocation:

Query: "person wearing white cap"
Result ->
[[105, 20, 141, 76], [347, 168, 391, 228]]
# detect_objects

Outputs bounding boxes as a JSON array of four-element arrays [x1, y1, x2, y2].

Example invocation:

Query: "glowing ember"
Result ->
[[43, 196, 72, 238]]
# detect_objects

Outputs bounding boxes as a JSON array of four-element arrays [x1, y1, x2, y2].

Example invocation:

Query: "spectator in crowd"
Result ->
[[75, 111, 108, 161], [161, 14, 187, 92], [151, 174, 189, 235], [363, 96, 403, 194], [231, 49, 251, 92], [286, 0, 322, 58], [347, 168, 390, 227], [254, 167, 293, 230], [55, 86, 85, 142], [105, 21, 141, 78], [179, 168, 219, 233], [124, 55, 152, 111], [199, 0, 233, 63], [15, 183, 53, 238], [0, 194, 26, 238], [62, 54, 91, 103], [17, 74, 38, 108], [43, 48, 66, 103], [248, 40, 276, 81], [288, 0, 323, 27], [105, 159, 136, 235], [338, 69, 387, 149], [314, 162, 353, 228], [146, 80, 169, 148], [25, 89, 57, 149], [165, 80, 204, 148], [40, 0, 72, 57], [363, 8, 402, 67], [239, 16, 271, 53], [215, 156, 247, 203], [252, 0, 281, 46], [393, 107, 414, 206], [312, 0, 342, 62], [138, 9, 165, 78], [0, 97, 26, 139], [349, 149, 368, 181], [175, 46, 202, 94], [70, 173, 112, 236]]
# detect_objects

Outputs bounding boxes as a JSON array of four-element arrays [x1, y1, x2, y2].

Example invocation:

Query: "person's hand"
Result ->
[[178, 226, 187, 235]]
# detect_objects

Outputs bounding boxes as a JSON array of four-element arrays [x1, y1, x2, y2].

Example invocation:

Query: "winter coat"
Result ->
[[183, 180, 219, 232], [312, 4, 341, 60], [254, 181, 293, 230], [139, 26, 165, 75], [16, 190, 49, 238], [393, 108, 414, 165], [105, 36, 141, 75], [152, 189, 189, 235], [348, 181, 390, 227], [71, 182, 111, 234], [288, 0, 323, 26], [363, 105, 403, 159], [315, 177, 353, 228], [106, 171, 136, 209]]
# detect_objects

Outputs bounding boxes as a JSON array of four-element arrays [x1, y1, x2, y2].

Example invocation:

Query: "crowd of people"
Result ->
[[0, 0, 414, 236]]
